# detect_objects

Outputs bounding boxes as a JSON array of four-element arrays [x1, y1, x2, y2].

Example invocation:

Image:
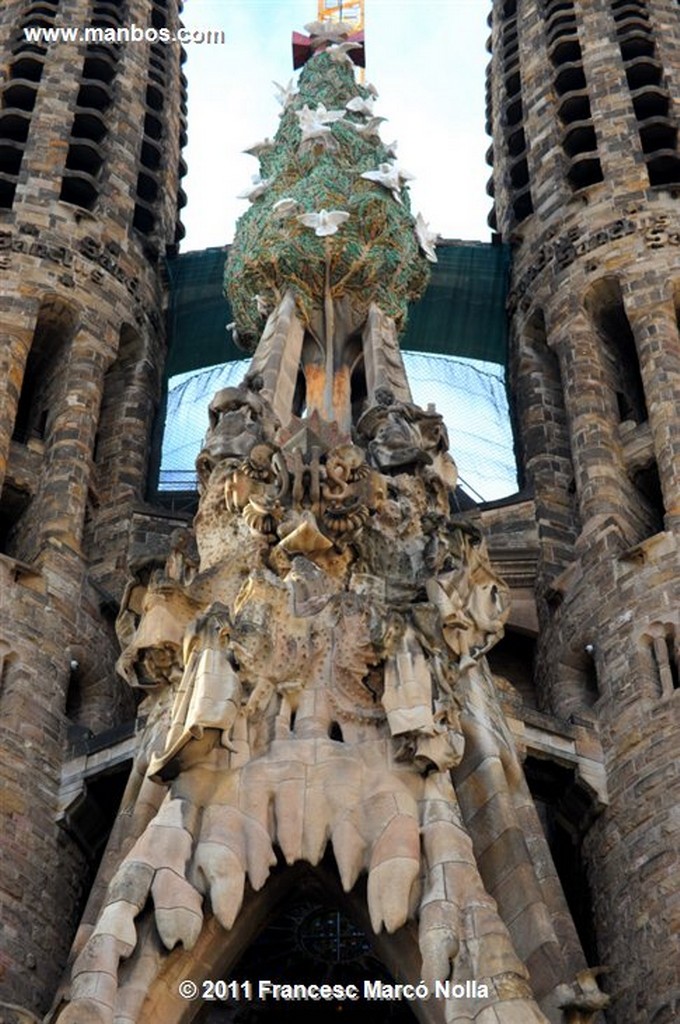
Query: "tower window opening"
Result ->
[[631, 460, 665, 536], [0, 180, 18, 210], [487, 630, 538, 709], [0, 483, 32, 558], [498, 5, 533, 226], [292, 369, 307, 419], [610, 0, 680, 186], [584, 278, 647, 425], [543, 0, 603, 189], [13, 298, 77, 445], [2, 82, 38, 111], [524, 759, 600, 965]]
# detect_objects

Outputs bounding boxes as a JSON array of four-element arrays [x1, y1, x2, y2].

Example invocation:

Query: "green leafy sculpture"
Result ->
[[225, 35, 432, 353]]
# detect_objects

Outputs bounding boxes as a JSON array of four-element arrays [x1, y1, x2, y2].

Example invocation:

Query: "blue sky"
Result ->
[[180, 1, 491, 250]]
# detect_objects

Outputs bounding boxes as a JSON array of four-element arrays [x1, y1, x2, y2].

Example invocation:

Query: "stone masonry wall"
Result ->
[[489, 1, 680, 1020], [0, 0, 185, 1013]]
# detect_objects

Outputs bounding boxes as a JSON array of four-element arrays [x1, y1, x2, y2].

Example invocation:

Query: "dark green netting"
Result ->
[[402, 241, 509, 362], [163, 239, 509, 379]]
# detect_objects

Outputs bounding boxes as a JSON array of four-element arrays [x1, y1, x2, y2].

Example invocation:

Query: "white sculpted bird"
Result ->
[[415, 213, 439, 263], [296, 103, 346, 143], [350, 116, 386, 139], [346, 95, 375, 118], [361, 163, 415, 202], [328, 40, 363, 65], [271, 197, 301, 219], [237, 174, 272, 201], [304, 20, 352, 45], [297, 209, 350, 237], [272, 78, 298, 110], [242, 138, 275, 158]]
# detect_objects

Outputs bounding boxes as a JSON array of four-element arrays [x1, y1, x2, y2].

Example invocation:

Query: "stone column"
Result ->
[[37, 325, 116, 562], [550, 316, 628, 543], [625, 296, 680, 526], [578, 1, 649, 196], [511, 315, 579, 583], [0, 297, 40, 493], [85, 327, 163, 589]]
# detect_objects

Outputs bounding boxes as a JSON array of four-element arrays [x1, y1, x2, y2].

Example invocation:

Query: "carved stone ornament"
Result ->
[[53, 30, 608, 1024]]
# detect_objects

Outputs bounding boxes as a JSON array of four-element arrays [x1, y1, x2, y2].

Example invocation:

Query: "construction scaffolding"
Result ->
[[317, 0, 364, 32]]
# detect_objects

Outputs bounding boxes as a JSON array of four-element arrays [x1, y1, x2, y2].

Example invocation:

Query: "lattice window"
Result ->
[[542, 0, 604, 189], [61, 1, 128, 210], [610, 0, 680, 186], [0, 0, 61, 208]]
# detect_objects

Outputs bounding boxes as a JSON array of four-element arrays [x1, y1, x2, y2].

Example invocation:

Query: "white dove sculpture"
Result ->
[[415, 213, 439, 263], [346, 95, 375, 118], [361, 163, 415, 202], [350, 116, 386, 139], [237, 175, 272, 202], [272, 78, 298, 110], [243, 138, 275, 158], [328, 40, 363, 66], [271, 197, 301, 219], [297, 209, 350, 237], [296, 103, 346, 143], [304, 20, 353, 45]]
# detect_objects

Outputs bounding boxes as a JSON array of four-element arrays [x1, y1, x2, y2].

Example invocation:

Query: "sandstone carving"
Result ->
[[54, 22, 607, 1024]]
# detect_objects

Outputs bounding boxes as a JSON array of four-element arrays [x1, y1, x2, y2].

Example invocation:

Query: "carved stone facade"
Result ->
[[487, 2, 680, 1022], [0, 5, 677, 1024]]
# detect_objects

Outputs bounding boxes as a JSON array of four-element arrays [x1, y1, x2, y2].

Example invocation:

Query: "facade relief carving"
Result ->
[[508, 212, 680, 312]]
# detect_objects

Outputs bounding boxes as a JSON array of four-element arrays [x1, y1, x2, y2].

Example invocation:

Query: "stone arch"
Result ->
[[102, 860, 437, 1024], [12, 295, 80, 445], [583, 276, 647, 425], [583, 276, 665, 539]]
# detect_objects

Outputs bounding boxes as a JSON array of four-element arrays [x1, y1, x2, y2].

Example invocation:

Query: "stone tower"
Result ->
[[0, 0, 186, 1017], [486, 1, 680, 1021]]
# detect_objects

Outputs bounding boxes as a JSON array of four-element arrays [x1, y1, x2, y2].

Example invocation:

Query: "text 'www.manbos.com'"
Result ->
[[23, 25, 227, 46]]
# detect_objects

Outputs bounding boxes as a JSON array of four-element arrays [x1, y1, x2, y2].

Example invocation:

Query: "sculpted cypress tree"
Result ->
[[226, 38, 430, 350]]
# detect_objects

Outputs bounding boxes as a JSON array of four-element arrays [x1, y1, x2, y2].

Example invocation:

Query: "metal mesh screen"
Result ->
[[159, 352, 517, 503]]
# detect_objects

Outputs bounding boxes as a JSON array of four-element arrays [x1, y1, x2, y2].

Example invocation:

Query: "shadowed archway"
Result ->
[[134, 857, 438, 1024]]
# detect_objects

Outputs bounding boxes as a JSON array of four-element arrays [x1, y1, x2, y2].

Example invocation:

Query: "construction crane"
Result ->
[[293, 1, 366, 72], [317, 0, 364, 34], [316, 0, 365, 80]]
